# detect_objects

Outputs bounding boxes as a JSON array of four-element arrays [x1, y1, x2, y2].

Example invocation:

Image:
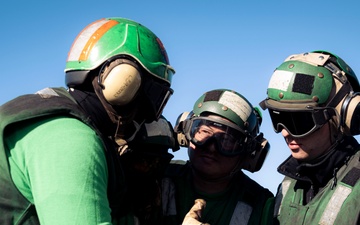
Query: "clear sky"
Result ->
[[1, 0, 359, 194]]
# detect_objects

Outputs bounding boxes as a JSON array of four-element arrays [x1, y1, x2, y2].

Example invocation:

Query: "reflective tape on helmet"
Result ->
[[67, 19, 118, 62], [268, 70, 293, 92], [218, 91, 252, 122]]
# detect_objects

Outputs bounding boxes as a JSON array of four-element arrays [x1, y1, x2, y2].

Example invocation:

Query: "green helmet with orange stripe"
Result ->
[[65, 17, 175, 87], [64, 17, 176, 124]]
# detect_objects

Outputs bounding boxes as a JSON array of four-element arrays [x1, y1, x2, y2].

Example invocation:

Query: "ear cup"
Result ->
[[241, 135, 270, 173], [341, 93, 360, 135], [174, 112, 192, 147], [101, 60, 142, 105]]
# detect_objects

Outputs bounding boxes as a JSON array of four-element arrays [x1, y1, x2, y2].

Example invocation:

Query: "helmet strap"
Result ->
[[114, 118, 142, 147], [325, 80, 351, 108]]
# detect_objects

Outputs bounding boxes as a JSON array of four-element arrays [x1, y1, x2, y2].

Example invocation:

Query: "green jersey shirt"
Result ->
[[161, 161, 274, 225]]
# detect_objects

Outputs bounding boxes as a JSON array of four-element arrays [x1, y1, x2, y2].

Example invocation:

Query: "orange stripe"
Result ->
[[79, 19, 119, 61], [66, 19, 105, 62]]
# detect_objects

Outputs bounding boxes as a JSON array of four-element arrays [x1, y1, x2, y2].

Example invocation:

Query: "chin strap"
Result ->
[[114, 119, 142, 148]]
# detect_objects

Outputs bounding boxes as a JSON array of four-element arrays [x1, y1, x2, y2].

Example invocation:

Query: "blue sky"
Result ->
[[1, 0, 359, 194]]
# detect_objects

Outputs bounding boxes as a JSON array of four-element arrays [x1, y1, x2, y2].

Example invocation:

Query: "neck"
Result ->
[[190, 158, 243, 194], [191, 169, 235, 194]]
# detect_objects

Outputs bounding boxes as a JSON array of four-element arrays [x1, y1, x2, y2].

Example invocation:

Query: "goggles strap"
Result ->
[[313, 108, 336, 125]]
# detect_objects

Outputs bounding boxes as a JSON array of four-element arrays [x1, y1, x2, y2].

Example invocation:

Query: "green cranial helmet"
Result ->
[[65, 17, 175, 87], [175, 89, 269, 172], [262, 51, 359, 110], [260, 51, 360, 137], [193, 89, 259, 134]]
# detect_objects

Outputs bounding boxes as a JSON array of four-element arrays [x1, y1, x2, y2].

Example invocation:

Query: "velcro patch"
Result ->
[[342, 167, 360, 187], [204, 90, 222, 102], [293, 73, 314, 95]]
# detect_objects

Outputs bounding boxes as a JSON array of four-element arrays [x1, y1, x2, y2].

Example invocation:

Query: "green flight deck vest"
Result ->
[[0, 87, 124, 225], [274, 150, 360, 225]]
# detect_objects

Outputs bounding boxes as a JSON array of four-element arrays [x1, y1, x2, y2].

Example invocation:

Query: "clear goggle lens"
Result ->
[[185, 117, 248, 156]]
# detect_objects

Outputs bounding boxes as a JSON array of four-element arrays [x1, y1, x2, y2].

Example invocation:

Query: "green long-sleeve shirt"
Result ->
[[5, 116, 112, 225]]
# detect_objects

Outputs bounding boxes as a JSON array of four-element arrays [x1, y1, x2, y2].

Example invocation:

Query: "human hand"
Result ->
[[182, 199, 210, 225]]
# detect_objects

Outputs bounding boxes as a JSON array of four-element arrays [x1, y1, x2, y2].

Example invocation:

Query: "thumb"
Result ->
[[182, 199, 210, 225]]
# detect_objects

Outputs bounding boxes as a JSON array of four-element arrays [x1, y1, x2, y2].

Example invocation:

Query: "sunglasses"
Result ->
[[268, 107, 336, 137], [184, 117, 248, 156]]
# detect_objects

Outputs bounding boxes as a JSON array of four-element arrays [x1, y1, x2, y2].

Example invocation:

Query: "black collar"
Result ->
[[277, 136, 359, 186], [69, 89, 116, 137]]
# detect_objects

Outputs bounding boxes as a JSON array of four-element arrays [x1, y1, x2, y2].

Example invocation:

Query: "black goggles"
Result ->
[[184, 117, 248, 156], [268, 107, 336, 137], [142, 78, 173, 121]]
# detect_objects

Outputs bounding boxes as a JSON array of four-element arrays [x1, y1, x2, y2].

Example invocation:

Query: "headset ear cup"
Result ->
[[101, 60, 142, 105], [342, 93, 360, 135], [174, 112, 192, 147], [176, 125, 188, 147], [242, 134, 270, 173]]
